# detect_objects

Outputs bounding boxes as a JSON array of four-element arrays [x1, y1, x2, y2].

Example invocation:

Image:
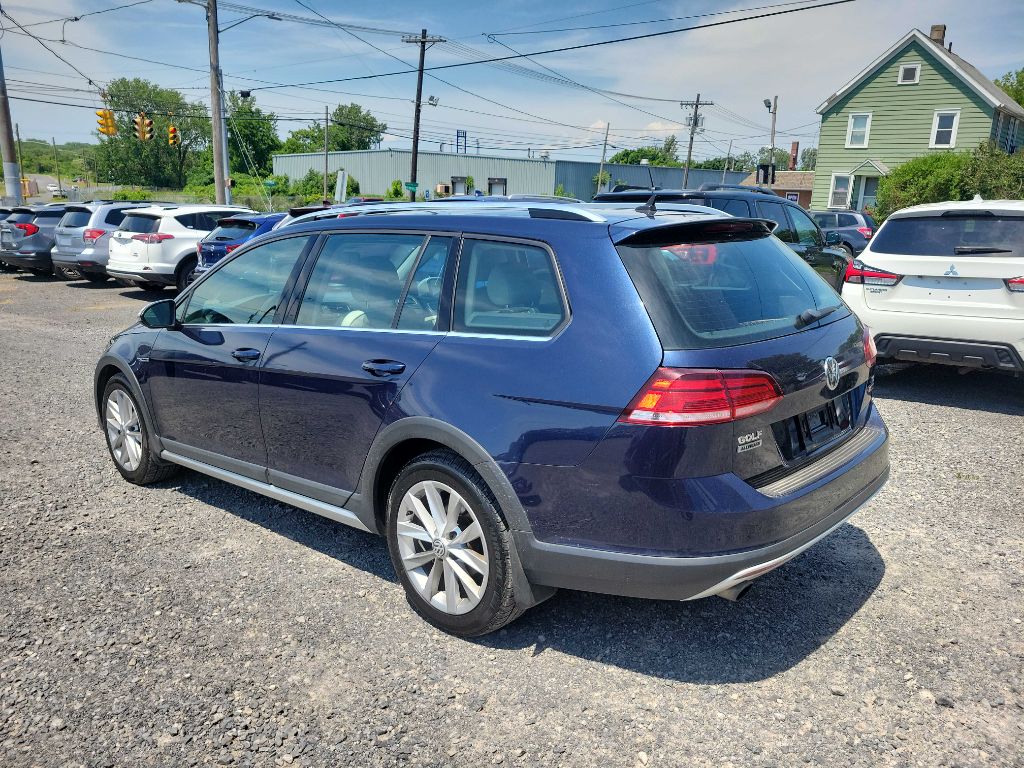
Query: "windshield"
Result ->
[[872, 214, 1024, 257], [616, 229, 845, 350], [206, 220, 257, 241], [118, 214, 159, 234]]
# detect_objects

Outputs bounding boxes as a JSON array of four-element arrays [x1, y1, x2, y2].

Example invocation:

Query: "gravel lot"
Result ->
[[1, 271, 1022, 768]]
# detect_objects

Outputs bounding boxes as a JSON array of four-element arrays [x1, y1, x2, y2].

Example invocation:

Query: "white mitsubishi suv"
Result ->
[[841, 199, 1023, 374], [107, 204, 254, 290]]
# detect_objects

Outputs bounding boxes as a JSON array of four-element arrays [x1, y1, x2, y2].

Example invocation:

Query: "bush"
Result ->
[[385, 179, 404, 200], [113, 187, 150, 201]]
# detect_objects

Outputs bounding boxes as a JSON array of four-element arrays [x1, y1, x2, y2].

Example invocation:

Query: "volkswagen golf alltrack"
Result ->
[[94, 201, 889, 636]]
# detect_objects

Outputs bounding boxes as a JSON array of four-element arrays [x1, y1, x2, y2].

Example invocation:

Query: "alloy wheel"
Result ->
[[105, 389, 143, 471], [396, 479, 490, 615]]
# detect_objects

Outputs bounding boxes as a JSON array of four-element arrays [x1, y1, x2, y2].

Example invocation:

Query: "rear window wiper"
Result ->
[[953, 245, 1012, 254], [795, 304, 841, 329]]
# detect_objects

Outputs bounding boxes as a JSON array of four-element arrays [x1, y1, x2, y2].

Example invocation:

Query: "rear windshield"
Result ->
[[34, 210, 63, 220], [616, 226, 845, 350], [118, 214, 159, 234], [872, 214, 1024, 257], [7, 212, 34, 224], [59, 209, 92, 228], [207, 220, 257, 241]]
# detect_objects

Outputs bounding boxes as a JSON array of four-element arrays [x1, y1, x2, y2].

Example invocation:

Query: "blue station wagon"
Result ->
[[192, 211, 286, 281], [94, 201, 889, 636]]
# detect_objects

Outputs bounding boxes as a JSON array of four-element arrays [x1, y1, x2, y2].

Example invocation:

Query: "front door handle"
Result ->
[[231, 348, 262, 362], [362, 359, 406, 377]]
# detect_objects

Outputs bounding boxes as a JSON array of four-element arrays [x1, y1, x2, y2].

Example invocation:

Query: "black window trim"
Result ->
[[449, 232, 572, 341]]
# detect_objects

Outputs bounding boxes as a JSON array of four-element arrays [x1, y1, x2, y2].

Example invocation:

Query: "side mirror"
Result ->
[[139, 299, 178, 329], [824, 231, 842, 246]]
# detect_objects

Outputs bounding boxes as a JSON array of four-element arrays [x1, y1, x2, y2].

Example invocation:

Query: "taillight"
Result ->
[[83, 228, 105, 243], [131, 233, 174, 244], [1006, 277, 1024, 293], [336, 212, 358, 218], [856, 226, 873, 239], [618, 368, 782, 426], [225, 244, 239, 253], [14, 222, 39, 236], [863, 327, 877, 367], [843, 259, 901, 286]]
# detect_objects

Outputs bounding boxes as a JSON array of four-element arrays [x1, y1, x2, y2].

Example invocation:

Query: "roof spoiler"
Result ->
[[613, 217, 777, 245]]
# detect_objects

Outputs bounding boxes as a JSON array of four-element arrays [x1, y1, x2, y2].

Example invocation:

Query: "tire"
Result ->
[[386, 450, 524, 637], [175, 256, 197, 292], [83, 273, 109, 283], [101, 374, 178, 486]]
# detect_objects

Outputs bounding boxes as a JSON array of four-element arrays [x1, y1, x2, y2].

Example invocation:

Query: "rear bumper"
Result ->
[[1, 250, 53, 269], [516, 412, 889, 601], [875, 335, 1023, 371], [106, 267, 176, 285]]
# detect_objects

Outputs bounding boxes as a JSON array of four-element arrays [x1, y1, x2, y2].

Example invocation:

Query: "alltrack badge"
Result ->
[[737, 429, 763, 453], [823, 356, 840, 391]]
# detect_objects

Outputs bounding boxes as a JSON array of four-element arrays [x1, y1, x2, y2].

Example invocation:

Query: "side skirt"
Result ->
[[160, 450, 374, 534]]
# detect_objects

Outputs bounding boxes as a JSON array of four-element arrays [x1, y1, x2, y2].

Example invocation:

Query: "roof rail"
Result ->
[[697, 183, 777, 196], [611, 184, 662, 193]]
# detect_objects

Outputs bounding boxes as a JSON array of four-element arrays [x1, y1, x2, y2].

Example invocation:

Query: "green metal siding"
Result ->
[[811, 40, 995, 208]]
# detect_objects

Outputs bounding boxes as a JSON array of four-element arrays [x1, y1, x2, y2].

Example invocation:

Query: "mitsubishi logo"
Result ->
[[823, 357, 840, 391], [943, 264, 959, 276]]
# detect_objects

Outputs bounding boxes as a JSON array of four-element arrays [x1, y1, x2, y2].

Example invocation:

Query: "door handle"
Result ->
[[362, 359, 406, 377], [231, 348, 262, 362]]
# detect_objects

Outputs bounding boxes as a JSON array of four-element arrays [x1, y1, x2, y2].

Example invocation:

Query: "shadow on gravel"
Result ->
[[873, 363, 1024, 416], [484, 524, 884, 683], [172, 469, 883, 683]]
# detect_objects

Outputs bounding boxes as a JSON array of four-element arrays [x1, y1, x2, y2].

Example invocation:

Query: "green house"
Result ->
[[810, 24, 1024, 211]]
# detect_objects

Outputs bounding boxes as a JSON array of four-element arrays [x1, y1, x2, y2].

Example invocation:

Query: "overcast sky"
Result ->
[[3, 0, 1022, 162]]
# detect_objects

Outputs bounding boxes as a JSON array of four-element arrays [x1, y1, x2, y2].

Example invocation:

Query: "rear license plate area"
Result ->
[[772, 390, 856, 462]]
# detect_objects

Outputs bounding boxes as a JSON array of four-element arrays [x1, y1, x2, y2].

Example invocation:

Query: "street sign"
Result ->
[[263, 180, 277, 188], [404, 182, 419, 192]]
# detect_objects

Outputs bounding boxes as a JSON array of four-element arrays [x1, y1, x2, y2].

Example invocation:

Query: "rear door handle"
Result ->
[[362, 359, 406, 377], [231, 348, 262, 362]]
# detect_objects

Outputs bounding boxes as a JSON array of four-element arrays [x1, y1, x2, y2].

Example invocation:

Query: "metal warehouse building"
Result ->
[[272, 149, 748, 201]]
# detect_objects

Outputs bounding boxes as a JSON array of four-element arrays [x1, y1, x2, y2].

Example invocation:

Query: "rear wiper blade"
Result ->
[[795, 304, 841, 329], [953, 245, 1011, 254]]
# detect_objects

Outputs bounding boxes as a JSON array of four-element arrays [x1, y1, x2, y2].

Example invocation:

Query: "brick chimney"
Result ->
[[929, 24, 946, 46]]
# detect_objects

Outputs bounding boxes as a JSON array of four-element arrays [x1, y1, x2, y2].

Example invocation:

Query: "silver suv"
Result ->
[[0, 205, 67, 276], [51, 201, 150, 282]]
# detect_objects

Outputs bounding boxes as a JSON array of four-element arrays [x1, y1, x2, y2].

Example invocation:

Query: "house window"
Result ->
[[1007, 117, 1020, 154], [828, 174, 852, 209], [898, 63, 920, 84], [930, 110, 960, 148], [845, 113, 872, 148]]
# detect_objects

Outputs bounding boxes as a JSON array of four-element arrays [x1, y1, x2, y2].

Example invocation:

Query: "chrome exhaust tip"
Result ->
[[716, 581, 753, 602]]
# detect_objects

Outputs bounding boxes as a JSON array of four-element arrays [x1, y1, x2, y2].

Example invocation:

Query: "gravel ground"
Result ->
[[1, 272, 1022, 768]]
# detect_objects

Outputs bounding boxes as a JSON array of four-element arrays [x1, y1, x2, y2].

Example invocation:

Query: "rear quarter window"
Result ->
[[871, 215, 1024, 257], [706, 197, 751, 217], [59, 210, 92, 228], [837, 213, 860, 227], [105, 209, 130, 226], [616, 225, 845, 350]]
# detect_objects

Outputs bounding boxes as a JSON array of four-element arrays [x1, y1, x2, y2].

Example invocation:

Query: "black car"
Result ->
[[810, 210, 877, 257], [593, 185, 851, 289]]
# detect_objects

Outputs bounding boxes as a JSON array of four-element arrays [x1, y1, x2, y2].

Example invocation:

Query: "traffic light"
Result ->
[[96, 109, 117, 136], [133, 112, 154, 141], [168, 125, 180, 146]]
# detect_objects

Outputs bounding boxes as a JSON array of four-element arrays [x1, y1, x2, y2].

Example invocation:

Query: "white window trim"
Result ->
[[929, 109, 961, 149], [897, 63, 921, 84], [845, 112, 872, 148], [828, 173, 852, 209]]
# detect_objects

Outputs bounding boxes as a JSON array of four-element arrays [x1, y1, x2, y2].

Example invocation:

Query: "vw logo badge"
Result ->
[[823, 357, 840, 391]]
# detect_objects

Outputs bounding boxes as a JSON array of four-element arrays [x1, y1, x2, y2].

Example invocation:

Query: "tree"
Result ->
[[799, 147, 817, 171], [280, 103, 386, 154], [874, 151, 972, 219], [94, 78, 210, 188], [661, 135, 679, 163], [756, 146, 791, 172], [608, 136, 681, 167], [225, 92, 281, 176], [995, 67, 1024, 109]]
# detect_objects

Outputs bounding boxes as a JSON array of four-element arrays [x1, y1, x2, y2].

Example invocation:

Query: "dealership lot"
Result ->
[[1, 273, 1022, 767]]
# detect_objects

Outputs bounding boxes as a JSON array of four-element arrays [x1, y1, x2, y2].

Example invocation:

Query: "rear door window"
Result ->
[[616, 223, 846, 350], [397, 236, 454, 331], [58, 210, 92, 228], [787, 206, 823, 246], [871, 215, 1024, 257], [175, 213, 199, 229], [453, 239, 566, 336], [811, 212, 836, 227], [119, 214, 159, 234], [756, 201, 796, 243], [105, 209, 130, 226]]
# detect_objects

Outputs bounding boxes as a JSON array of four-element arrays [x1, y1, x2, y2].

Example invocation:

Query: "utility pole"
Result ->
[[0, 43, 22, 204], [721, 139, 733, 184], [323, 104, 329, 203], [402, 29, 445, 202], [218, 69, 232, 204], [595, 122, 610, 196], [206, 0, 227, 204], [51, 138, 62, 195], [681, 93, 713, 189], [768, 94, 778, 182]]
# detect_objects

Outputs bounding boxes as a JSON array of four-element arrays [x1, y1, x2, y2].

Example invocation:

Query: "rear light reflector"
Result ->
[[1007, 276, 1024, 293], [863, 326, 877, 367], [843, 259, 901, 286], [131, 233, 174, 244], [856, 226, 873, 239], [14, 222, 39, 236], [618, 368, 782, 426], [83, 228, 105, 243]]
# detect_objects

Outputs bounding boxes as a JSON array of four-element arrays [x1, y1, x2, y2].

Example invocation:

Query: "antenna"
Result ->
[[639, 158, 655, 189], [636, 192, 658, 219]]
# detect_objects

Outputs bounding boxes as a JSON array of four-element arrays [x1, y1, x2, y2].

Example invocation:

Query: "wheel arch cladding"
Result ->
[[94, 356, 159, 451]]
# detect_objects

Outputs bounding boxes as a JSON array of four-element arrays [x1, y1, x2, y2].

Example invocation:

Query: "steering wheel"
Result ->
[[188, 307, 233, 325]]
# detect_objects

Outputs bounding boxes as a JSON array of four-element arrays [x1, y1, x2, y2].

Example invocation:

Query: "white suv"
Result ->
[[107, 204, 254, 290], [841, 199, 1024, 373]]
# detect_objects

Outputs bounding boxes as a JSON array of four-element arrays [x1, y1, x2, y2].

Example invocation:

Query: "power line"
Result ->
[[0, 8, 101, 90], [0, 0, 153, 31]]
